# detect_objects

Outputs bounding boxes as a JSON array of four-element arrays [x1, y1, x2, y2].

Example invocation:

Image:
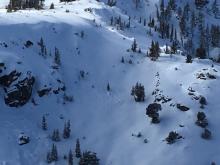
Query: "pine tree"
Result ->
[[131, 82, 145, 102], [211, 25, 220, 47], [212, 0, 219, 18], [205, 24, 211, 57], [38, 37, 47, 57], [63, 120, 71, 139], [79, 151, 99, 165], [75, 138, 81, 158], [107, 83, 110, 91], [149, 41, 160, 60], [196, 44, 207, 59], [54, 47, 61, 66], [179, 15, 186, 36], [46, 151, 52, 163], [68, 150, 73, 165], [186, 55, 192, 63], [168, 0, 176, 11], [42, 115, 47, 131], [171, 41, 178, 54], [121, 56, 124, 63], [51, 144, 58, 161], [165, 44, 170, 54], [195, 0, 209, 8], [170, 24, 174, 41], [131, 39, 137, 52], [7, 0, 45, 11], [52, 129, 61, 142], [50, 3, 54, 9]]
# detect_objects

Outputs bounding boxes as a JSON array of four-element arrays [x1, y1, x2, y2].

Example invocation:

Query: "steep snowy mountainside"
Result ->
[[0, 0, 220, 165]]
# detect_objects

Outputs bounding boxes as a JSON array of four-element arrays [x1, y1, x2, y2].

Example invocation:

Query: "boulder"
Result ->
[[37, 88, 51, 97], [18, 133, 30, 145], [201, 129, 212, 140], [24, 40, 33, 48], [4, 76, 35, 107], [176, 104, 190, 111]]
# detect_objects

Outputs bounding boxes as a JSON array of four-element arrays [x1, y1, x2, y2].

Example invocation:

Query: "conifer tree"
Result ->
[[42, 115, 47, 131], [68, 150, 73, 165], [131, 39, 137, 52], [149, 41, 160, 60], [121, 56, 125, 63], [51, 144, 58, 161], [38, 37, 47, 57], [131, 82, 145, 102], [107, 83, 110, 91], [75, 138, 82, 158], [54, 47, 61, 66], [79, 151, 99, 165], [52, 129, 61, 142], [63, 120, 71, 139], [46, 151, 52, 163]]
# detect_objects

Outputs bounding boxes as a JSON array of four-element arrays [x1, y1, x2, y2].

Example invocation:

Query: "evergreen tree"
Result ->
[[63, 120, 71, 139], [212, 0, 219, 18], [196, 44, 207, 59], [52, 129, 61, 142], [54, 47, 61, 66], [75, 138, 82, 158], [7, 0, 44, 12], [79, 151, 99, 165], [50, 3, 54, 9], [42, 115, 47, 131], [51, 144, 58, 161], [46, 151, 52, 163], [68, 150, 73, 165], [149, 41, 160, 60], [131, 39, 137, 52], [211, 25, 220, 47], [170, 24, 174, 41], [60, 0, 77, 2], [195, 0, 209, 8], [38, 37, 47, 57], [205, 25, 211, 57], [165, 44, 170, 54], [179, 15, 186, 36], [121, 56, 125, 63], [107, 83, 111, 91], [186, 55, 192, 63], [168, 0, 176, 11], [171, 41, 178, 54], [131, 82, 145, 102]]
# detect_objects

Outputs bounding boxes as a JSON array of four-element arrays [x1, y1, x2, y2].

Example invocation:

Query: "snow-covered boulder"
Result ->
[[18, 133, 30, 145]]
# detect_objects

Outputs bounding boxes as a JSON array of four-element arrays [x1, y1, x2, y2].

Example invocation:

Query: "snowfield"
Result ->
[[0, 0, 220, 165]]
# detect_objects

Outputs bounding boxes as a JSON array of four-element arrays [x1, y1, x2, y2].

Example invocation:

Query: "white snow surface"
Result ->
[[0, 0, 219, 165]]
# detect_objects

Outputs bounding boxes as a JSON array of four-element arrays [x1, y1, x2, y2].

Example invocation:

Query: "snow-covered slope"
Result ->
[[0, 0, 220, 165]]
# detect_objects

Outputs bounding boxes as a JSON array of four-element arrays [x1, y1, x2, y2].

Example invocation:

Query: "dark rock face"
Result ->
[[0, 62, 35, 107], [4, 76, 35, 107], [0, 70, 21, 87], [24, 40, 33, 48], [176, 104, 190, 111], [37, 88, 51, 97]]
